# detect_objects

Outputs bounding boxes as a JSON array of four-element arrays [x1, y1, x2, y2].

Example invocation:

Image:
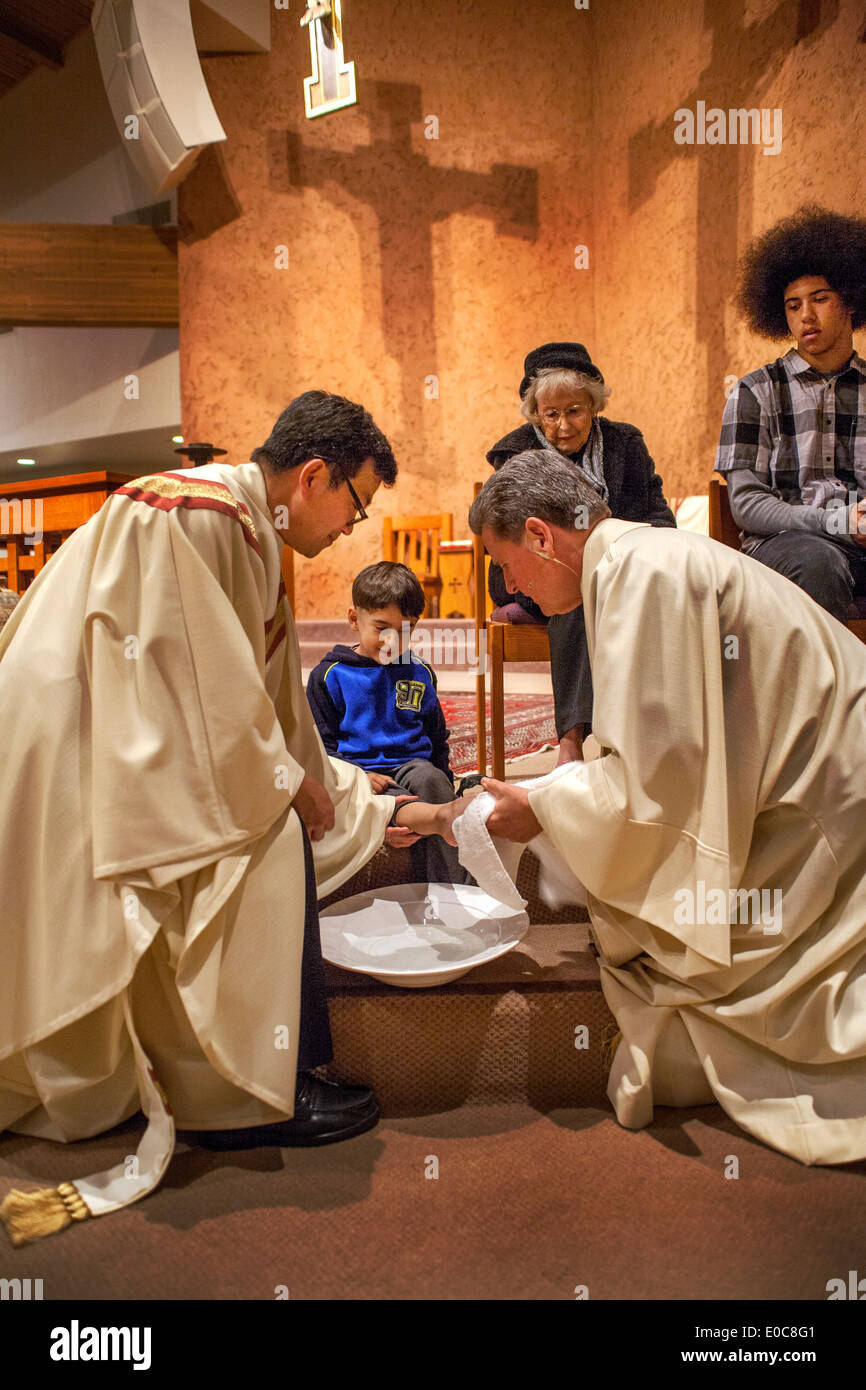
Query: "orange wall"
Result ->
[[178, 0, 594, 616], [590, 0, 866, 500], [179, 0, 865, 613]]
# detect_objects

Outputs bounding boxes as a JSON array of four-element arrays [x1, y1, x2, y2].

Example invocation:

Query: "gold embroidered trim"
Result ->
[[125, 475, 260, 549]]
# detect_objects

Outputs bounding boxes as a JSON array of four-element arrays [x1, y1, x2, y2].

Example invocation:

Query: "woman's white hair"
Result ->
[[520, 367, 611, 422]]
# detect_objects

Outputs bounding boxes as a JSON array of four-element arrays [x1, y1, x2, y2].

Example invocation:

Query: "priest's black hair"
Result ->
[[352, 562, 425, 620], [735, 205, 866, 338], [252, 390, 398, 486]]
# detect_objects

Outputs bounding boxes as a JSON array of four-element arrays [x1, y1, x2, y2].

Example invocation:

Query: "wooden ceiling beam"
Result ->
[[0, 23, 63, 70], [0, 223, 179, 328]]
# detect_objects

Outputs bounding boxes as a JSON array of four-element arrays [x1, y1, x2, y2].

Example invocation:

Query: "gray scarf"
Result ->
[[533, 417, 608, 502]]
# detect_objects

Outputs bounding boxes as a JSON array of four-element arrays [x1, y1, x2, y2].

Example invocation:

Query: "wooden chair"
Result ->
[[382, 513, 452, 617], [470, 483, 552, 777], [707, 476, 741, 551], [487, 620, 551, 779], [708, 476, 866, 644], [472, 484, 491, 774]]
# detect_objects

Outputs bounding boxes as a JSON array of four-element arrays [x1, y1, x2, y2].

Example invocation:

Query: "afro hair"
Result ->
[[735, 205, 866, 339]]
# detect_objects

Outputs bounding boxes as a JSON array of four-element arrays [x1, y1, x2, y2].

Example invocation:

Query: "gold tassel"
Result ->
[[601, 1025, 622, 1070], [0, 1181, 90, 1247]]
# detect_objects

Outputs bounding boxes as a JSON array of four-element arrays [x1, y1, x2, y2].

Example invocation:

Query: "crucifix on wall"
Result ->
[[302, 0, 356, 119]]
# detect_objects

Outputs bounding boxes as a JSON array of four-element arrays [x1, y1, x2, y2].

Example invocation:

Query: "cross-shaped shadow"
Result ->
[[628, 0, 839, 462], [267, 78, 539, 477]]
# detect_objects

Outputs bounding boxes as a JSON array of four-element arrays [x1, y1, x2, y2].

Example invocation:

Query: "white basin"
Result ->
[[320, 882, 529, 988]]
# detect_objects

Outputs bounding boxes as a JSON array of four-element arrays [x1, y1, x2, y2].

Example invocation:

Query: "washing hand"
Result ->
[[480, 778, 542, 843]]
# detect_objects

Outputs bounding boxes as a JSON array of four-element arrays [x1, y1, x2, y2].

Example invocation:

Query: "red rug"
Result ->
[[440, 693, 557, 776]]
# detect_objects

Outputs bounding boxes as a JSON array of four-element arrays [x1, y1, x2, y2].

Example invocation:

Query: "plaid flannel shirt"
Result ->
[[715, 349, 866, 508]]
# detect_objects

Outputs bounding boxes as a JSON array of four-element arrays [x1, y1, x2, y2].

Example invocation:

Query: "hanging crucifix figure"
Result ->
[[302, 0, 356, 119], [300, 2, 331, 26]]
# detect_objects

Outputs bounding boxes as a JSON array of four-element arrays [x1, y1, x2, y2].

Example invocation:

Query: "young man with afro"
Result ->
[[715, 205, 866, 621]]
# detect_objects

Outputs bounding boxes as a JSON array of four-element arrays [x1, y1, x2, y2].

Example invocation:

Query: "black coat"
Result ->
[[485, 417, 675, 737], [487, 418, 675, 614]]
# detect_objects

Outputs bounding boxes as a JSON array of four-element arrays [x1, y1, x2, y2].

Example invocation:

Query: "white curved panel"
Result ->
[[92, 0, 227, 195]]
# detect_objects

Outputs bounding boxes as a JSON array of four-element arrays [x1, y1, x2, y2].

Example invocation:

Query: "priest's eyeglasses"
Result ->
[[335, 465, 368, 525], [539, 404, 593, 426]]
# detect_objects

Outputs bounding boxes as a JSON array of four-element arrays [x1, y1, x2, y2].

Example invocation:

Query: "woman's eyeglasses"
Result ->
[[539, 404, 592, 427]]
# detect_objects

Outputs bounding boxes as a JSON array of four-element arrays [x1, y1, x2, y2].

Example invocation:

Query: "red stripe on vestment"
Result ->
[[265, 579, 287, 634], [266, 620, 287, 664], [116, 478, 263, 560]]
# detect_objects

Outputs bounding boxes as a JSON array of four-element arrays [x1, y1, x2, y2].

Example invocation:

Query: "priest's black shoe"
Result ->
[[189, 1072, 379, 1150]]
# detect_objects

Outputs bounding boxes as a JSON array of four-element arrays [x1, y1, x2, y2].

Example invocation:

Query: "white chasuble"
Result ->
[[526, 519, 866, 1166], [0, 462, 390, 1234]]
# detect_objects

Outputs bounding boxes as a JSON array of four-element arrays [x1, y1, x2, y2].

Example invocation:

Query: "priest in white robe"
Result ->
[[0, 390, 452, 1245], [470, 449, 866, 1167]]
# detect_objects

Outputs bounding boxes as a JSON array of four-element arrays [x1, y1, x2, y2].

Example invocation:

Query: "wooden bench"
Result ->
[[0, 471, 132, 593], [708, 476, 866, 644]]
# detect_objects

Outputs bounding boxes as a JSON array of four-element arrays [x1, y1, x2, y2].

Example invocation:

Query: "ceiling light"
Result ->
[[17, 458, 36, 466], [172, 435, 184, 443]]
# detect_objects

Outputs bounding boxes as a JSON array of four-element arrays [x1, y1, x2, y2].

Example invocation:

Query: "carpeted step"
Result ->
[[319, 849, 614, 1116], [323, 926, 613, 1116]]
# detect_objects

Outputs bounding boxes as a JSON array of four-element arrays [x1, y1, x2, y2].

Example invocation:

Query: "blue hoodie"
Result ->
[[306, 643, 452, 778]]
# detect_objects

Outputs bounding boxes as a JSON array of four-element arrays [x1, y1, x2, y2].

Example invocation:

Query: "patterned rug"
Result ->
[[440, 693, 557, 776]]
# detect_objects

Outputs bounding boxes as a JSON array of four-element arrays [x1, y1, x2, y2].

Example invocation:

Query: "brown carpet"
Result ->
[[3, 1101, 865, 1302], [5, 841, 865, 1305]]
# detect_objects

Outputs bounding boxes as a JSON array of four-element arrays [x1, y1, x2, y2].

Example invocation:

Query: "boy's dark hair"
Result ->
[[351, 562, 425, 620], [735, 205, 866, 338], [251, 390, 398, 487]]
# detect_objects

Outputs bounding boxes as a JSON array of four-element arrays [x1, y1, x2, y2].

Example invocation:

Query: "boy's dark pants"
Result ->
[[297, 822, 335, 1072], [381, 759, 473, 885]]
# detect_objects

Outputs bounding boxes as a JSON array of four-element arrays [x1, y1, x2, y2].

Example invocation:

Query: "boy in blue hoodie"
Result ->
[[306, 561, 470, 884]]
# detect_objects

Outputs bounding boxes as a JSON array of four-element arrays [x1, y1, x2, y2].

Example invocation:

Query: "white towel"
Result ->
[[453, 764, 588, 911]]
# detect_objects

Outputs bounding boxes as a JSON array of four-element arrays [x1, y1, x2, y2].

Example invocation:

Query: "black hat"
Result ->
[[519, 341, 603, 398]]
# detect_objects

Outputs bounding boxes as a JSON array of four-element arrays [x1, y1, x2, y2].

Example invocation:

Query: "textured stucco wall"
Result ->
[[0, 29, 180, 478], [179, 0, 865, 613], [178, 0, 594, 616], [591, 0, 866, 500]]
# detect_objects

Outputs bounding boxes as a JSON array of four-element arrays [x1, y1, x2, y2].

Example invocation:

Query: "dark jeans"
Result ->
[[380, 758, 473, 885], [547, 605, 593, 739], [490, 561, 592, 740], [296, 822, 335, 1072], [748, 532, 866, 624]]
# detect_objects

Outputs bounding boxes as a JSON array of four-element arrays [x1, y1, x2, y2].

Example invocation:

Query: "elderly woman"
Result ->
[[487, 341, 674, 762]]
